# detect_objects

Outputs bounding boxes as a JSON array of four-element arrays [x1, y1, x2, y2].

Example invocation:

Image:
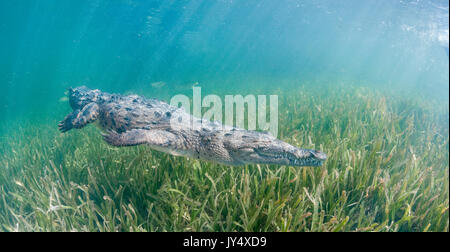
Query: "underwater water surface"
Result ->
[[0, 0, 448, 232]]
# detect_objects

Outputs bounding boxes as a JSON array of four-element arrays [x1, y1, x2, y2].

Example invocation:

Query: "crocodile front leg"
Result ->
[[101, 129, 194, 157], [102, 129, 180, 147]]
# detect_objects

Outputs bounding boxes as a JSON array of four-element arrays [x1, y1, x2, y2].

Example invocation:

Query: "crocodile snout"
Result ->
[[310, 149, 327, 161]]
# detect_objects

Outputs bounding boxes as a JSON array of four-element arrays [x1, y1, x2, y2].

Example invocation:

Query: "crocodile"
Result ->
[[58, 86, 327, 166]]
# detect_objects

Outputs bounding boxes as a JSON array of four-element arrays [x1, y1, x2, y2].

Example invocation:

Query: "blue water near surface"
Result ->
[[0, 0, 448, 126]]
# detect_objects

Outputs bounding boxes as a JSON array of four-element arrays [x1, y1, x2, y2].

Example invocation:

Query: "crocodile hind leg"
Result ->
[[58, 102, 99, 132]]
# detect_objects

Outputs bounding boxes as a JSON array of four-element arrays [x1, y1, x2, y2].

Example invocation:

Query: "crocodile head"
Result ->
[[225, 131, 327, 167], [250, 144, 327, 166], [68, 86, 101, 110]]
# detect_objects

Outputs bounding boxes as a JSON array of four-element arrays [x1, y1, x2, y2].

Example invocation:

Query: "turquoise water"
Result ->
[[0, 1, 448, 232], [0, 0, 448, 124]]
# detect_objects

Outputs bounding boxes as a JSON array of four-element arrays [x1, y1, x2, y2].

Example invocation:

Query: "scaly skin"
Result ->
[[59, 86, 327, 166]]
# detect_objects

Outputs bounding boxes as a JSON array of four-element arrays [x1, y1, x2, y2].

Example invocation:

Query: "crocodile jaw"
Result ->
[[253, 146, 327, 166], [228, 136, 327, 167]]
